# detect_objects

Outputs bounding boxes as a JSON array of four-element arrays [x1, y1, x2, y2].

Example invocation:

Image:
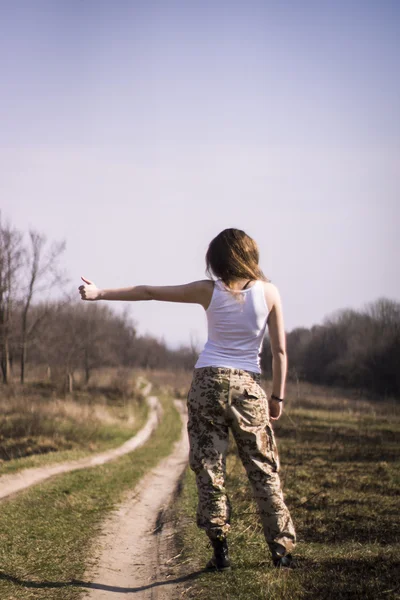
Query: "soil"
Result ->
[[0, 396, 162, 502], [81, 400, 189, 600]]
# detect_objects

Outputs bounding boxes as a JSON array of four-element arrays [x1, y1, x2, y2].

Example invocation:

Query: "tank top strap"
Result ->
[[214, 279, 225, 291]]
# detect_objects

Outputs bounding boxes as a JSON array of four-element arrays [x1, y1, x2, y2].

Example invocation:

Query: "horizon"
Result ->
[[1, 0, 399, 347]]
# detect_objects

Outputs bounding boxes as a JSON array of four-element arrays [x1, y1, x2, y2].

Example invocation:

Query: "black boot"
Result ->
[[273, 553, 297, 569], [206, 537, 231, 571]]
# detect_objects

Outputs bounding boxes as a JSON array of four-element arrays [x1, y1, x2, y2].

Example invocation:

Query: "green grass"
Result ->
[[172, 396, 400, 600], [0, 400, 148, 477], [0, 394, 181, 600]]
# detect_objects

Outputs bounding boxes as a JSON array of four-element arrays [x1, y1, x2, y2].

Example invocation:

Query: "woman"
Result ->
[[79, 228, 296, 570]]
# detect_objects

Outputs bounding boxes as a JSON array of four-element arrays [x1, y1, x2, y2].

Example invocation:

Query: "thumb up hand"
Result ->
[[79, 276, 100, 301]]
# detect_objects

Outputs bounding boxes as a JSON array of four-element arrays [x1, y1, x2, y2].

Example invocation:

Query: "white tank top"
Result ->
[[195, 279, 270, 373]]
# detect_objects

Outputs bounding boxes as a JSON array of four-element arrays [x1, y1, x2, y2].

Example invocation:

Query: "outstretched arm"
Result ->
[[78, 277, 212, 308]]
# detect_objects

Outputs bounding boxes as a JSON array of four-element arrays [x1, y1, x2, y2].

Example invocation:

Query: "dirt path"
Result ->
[[81, 400, 189, 600], [0, 395, 161, 502]]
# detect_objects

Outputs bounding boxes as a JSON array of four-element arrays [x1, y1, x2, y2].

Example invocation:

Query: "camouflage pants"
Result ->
[[187, 366, 296, 558]]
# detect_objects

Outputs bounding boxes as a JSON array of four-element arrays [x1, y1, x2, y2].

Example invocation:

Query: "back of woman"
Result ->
[[186, 228, 296, 570], [78, 227, 297, 571], [196, 278, 269, 372]]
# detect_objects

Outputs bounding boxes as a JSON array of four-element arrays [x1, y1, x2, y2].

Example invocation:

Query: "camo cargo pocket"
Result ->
[[266, 423, 280, 472]]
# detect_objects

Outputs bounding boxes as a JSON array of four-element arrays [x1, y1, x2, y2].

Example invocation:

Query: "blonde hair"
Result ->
[[205, 228, 269, 286]]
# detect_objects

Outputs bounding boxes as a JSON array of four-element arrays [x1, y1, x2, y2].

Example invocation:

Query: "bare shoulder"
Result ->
[[180, 279, 214, 310], [261, 281, 281, 312], [147, 279, 214, 308], [185, 279, 214, 295], [194, 279, 214, 309], [192, 279, 214, 290]]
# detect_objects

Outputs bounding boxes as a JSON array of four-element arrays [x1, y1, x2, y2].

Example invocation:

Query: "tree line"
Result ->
[[0, 215, 195, 387], [1, 215, 399, 397], [261, 298, 400, 398]]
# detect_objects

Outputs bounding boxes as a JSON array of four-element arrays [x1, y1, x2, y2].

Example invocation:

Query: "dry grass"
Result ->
[[281, 379, 400, 415], [0, 393, 182, 600], [0, 367, 147, 466], [137, 368, 193, 399], [172, 382, 400, 600]]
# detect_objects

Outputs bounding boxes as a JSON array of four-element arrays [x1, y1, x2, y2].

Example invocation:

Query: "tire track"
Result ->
[[0, 395, 162, 501], [82, 400, 189, 600]]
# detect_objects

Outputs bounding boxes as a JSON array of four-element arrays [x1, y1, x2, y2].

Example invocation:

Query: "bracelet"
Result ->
[[271, 394, 284, 402]]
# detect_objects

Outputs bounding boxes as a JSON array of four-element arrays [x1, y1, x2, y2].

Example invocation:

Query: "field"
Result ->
[[171, 380, 400, 600], [0, 371, 399, 599], [0, 367, 148, 476], [0, 371, 181, 600]]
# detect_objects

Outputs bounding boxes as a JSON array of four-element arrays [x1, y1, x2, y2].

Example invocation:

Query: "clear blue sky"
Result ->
[[1, 0, 399, 347]]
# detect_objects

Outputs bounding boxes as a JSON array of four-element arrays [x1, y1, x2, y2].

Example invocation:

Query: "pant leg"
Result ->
[[228, 370, 296, 558], [187, 367, 231, 541]]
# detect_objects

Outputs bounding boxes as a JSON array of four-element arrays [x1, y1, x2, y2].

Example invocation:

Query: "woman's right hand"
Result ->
[[79, 276, 100, 301], [269, 397, 283, 420]]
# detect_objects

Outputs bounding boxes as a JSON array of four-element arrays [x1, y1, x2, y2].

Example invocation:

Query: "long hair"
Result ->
[[206, 228, 269, 286]]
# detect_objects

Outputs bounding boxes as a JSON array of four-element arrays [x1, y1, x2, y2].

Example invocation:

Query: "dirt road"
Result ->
[[0, 396, 161, 501], [82, 400, 189, 600]]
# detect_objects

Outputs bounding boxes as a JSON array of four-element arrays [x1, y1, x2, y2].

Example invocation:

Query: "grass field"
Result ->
[[0, 391, 181, 600], [0, 368, 148, 476], [172, 382, 400, 600], [1, 370, 399, 599]]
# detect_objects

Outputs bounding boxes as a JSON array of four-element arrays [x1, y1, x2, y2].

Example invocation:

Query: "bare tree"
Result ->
[[20, 231, 65, 383], [0, 215, 24, 383]]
